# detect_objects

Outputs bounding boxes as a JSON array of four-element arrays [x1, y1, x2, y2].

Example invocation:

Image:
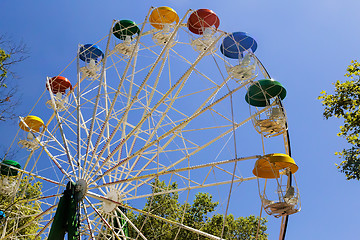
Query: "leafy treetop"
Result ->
[[319, 60, 360, 180], [0, 176, 42, 239], [127, 179, 268, 239]]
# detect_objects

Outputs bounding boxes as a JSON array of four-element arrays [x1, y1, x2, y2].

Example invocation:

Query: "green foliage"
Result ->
[[128, 179, 268, 239], [0, 48, 10, 83], [128, 179, 181, 239], [0, 176, 42, 239], [202, 214, 267, 240], [319, 60, 360, 180]]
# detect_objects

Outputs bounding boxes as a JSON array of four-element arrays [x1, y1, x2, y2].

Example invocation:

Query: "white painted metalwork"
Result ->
[[6, 7, 294, 240], [260, 176, 301, 218], [225, 52, 257, 82], [253, 103, 287, 138]]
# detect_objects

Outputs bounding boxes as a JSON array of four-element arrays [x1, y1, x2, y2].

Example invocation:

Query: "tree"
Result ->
[[0, 176, 42, 239], [0, 35, 28, 122], [319, 60, 360, 180], [128, 179, 268, 239], [0, 36, 29, 162]]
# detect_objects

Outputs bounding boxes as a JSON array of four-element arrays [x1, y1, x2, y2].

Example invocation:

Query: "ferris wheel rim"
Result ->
[[2, 7, 298, 240]]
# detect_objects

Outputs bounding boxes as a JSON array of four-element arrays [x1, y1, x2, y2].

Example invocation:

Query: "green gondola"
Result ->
[[245, 79, 286, 107]]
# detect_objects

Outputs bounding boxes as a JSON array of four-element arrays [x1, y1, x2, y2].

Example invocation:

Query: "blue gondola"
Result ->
[[220, 32, 257, 59], [79, 44, 104, 63]]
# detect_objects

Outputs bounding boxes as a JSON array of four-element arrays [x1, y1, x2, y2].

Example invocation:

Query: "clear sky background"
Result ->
[[1, 0, 360, 239]]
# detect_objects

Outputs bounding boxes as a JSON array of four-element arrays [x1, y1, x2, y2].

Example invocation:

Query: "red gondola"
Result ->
[[46, 76, 72, 94], [187, 9, 220, 35]]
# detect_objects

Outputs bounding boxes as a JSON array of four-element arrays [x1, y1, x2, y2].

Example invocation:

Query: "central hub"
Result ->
[[75, 179, 88, 200], [102, 189, 120, 213]]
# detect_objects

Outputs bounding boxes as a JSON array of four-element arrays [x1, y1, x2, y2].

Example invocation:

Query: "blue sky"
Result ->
[[1, 0, 360, 239]]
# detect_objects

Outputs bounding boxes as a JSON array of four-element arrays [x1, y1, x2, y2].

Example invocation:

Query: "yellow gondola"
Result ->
[[19, 115, 44, 132], [149, 6, 179, 29], [253, 153, 298, 178], [254, 154, 301, 217]]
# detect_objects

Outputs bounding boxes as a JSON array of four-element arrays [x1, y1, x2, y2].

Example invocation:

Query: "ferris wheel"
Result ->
[[0, 6, 300, 240]]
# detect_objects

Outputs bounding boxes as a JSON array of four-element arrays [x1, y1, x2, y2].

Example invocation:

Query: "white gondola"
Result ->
[[226, 53, 257, 82], [45, 91, 70, 111], [0, 175, 17, 195], [18, 131, 40, 151], [113, 36, 139, 56], [79, 58, 101, 78], [262, 183, 300, 218], [190, 28, 218, 55], [253, 104, 287, 137], [152, 24, 177, 47]]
